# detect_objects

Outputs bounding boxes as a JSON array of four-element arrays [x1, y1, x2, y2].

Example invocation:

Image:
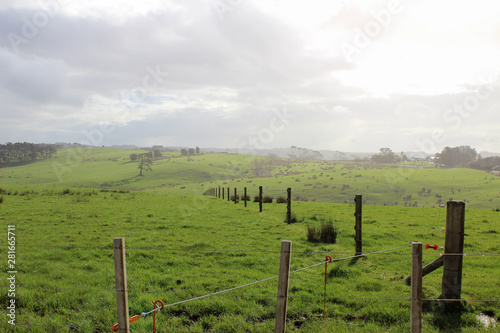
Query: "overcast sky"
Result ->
[[1, 0, 499, 153]]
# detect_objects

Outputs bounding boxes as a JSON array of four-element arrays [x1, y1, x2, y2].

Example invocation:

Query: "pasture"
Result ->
[[0, 185, 499, 332], [0, 147, 499, 209]]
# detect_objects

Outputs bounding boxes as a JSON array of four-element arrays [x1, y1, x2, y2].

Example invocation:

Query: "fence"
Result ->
[[2, 195, 499, 332], [206, 186, 294, 222]]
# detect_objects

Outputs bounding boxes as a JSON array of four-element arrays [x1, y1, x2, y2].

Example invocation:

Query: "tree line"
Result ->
[[180, 147, 200, 156], [0, 142, 58, 164], [370, 145, 500, 171]]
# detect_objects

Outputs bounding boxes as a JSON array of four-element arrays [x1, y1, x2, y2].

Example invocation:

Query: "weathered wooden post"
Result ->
[[244, 187, 247, 207], [259, 186, 263, 212], [234, 188, 237, 204], [441, 201, 465, 306], [275, 240, 292, 333], [286, 188, 292, 224], [411, 242, 422, 333], [354, 194, 362, 256], [227, 187, 230, 201], [113, 237, 129, 332], [218, 186, 221, 199], [222, 187, 224, 200]]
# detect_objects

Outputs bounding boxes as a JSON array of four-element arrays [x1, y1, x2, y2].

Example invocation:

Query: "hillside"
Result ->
[[0, 147, 499, 209]]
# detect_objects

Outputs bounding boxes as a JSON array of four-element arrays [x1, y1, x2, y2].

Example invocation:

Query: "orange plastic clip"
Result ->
[[112, 315, 140, 332]]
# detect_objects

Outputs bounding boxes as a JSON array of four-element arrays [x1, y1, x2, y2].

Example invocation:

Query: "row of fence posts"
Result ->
[[208, 186, 294, 223], [113, 199, 465, 332]]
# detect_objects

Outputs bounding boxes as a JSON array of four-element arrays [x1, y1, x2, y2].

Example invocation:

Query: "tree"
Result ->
[[153, 149, 162, 158], [188, 148, 195, 156], [371, 148, 398, 164], [130, 153, 138, 162], [137, 153, 153, 176], [180, 148, 188, 156], [434, 145, 477, 167], [195, 146, 200, 155]]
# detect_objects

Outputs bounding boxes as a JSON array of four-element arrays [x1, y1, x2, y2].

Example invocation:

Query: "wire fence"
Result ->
[[2, 241, 499, 332]]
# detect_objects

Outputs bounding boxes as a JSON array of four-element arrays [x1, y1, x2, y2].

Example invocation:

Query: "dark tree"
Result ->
[[195, 146, 200, 155], [153, 149, 162, 158], [371, 148, 398, 164], [188, 148, 195, 156], [138, 153, 153, 176], [180, 148, 188, 156], [130, 153, 138, 162], [435, 145, 477, 167]]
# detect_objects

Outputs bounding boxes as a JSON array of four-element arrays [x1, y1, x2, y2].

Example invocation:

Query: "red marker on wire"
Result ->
[[426, 244, 438, 250]]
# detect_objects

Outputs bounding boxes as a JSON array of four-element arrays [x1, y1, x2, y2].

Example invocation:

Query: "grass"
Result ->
[[1, 148, 499, 209], [0, 185, 498, 332]]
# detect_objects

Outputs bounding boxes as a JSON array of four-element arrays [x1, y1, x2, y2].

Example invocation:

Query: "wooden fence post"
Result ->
[[411, 242, 422, 333], [441, 201, 465, 303], [218, 186, 221, 199], [234, 188, 237, 204], [259, 186, 263, 212], [113, 237, 129, 332], [227, 187, 230, 201], [275, 240, 292, 333], [244, 187, 247, 207], [354, 194, 362, 256], [286, 188, 292, 224], [222, 187, 224, 200]]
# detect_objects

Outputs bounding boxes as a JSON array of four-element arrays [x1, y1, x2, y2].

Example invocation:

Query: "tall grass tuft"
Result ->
[[263, 196, 274, 203], [307, 219, 338, 244]]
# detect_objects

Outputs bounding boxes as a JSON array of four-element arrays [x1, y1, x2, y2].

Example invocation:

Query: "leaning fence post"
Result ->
[[275, 240, 292, 333], [259, 186, 263, 212], [441, 201, 465, 307], [286, 188, 292, 224], [113, 237, 129, 332], [411, 242, 422, 333], [354, 194, 362, 256]]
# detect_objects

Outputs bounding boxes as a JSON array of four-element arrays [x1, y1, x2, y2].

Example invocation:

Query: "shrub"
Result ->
[[241, 194, 250, 201], [0, 196, 3, 204], [307, 220, 338, 244], [230, 195, 240, 203], [263, 196, 273, 203], [276, 196, 287, 204], [253, 195, 261, 202], [62, 188, 72, 195]]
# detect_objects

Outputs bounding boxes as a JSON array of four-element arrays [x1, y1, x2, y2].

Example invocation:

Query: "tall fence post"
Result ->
[[354, 194, 362, 256], [275, 240, 292, 333], [227, 187, 230, 201], [244, 187, 247, 207], [218, 186, 221, 199], [441, 201, 465, 305], [286, 188, 292, 224], [222, 187, 224, 200], [234, 188, 237, 204], [113, 237, 129, 332], [411, 242, 422, 333], [259, 186, 263, 212]]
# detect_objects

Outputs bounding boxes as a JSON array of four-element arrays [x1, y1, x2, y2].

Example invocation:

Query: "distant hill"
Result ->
[[1, 147, 499, 209]]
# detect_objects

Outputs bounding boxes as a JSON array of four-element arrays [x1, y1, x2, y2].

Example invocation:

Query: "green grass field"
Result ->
[[1, 147, 499, 209], [0, 186, 499, 332], [0, 148, 499, 332]]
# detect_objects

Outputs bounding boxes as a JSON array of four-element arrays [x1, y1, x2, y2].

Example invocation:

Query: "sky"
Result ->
[[1, 0, 500, 154]]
